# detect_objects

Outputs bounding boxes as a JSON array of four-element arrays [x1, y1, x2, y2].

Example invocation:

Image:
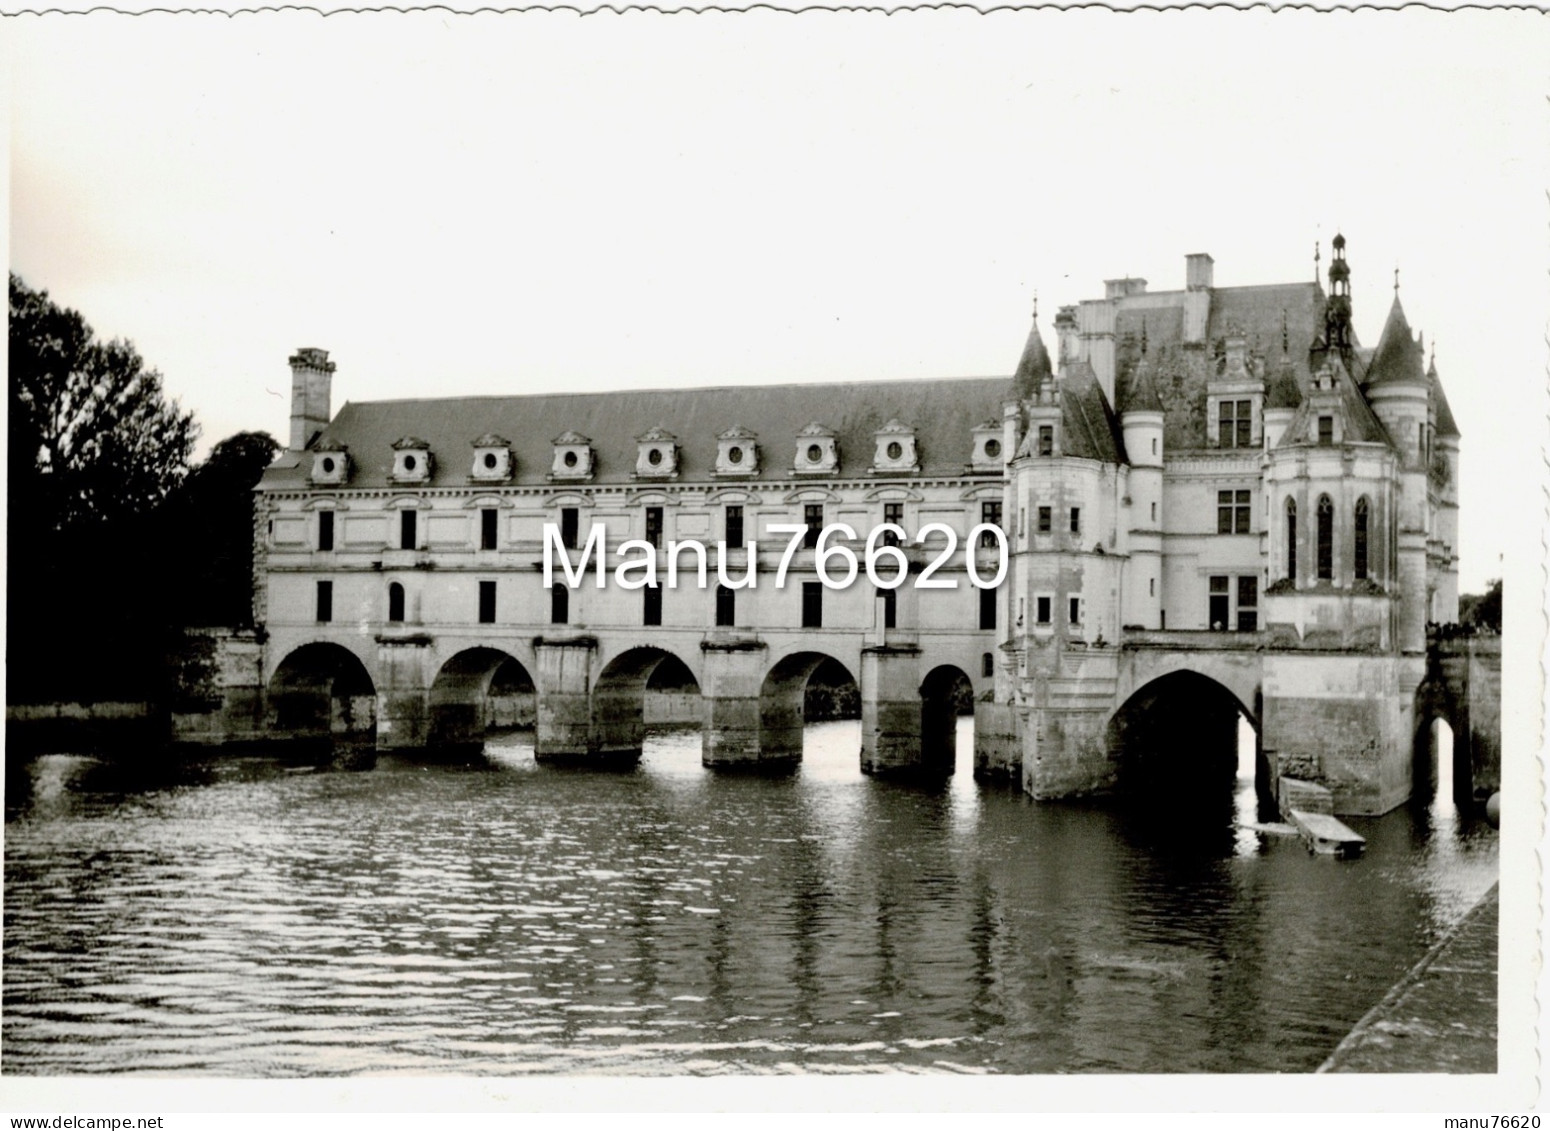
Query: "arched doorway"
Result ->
[[920, 665, 974, 776], [1106, 670, 1257, 822], [1412, 681, 1471, 812], [759, 652, 860, 766], [429, 648, 536, 748], [267, 643, 377, 745], [593, 647, 701, 761]]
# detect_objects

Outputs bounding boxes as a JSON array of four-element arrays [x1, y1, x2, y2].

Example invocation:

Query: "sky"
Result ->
[[10, 7, 1548, 594]]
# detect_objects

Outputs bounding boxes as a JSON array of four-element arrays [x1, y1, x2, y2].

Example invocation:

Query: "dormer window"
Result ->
[[969, 421, 1005, 473], [1038, 425, 1054, 457], [793, 423, 839, 475], [634, 426, 679, 479], [1317, 415, 1335, 445], [871, 420, 919, 475], [309, 443, 350, 485], [470, 433, 514, 482], [390, 437, 433, 484], [550, 431, 594, 481], [714, 426, 760, 477]]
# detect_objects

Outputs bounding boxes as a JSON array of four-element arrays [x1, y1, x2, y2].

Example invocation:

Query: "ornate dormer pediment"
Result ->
[[634, 426, 679, 479], [550, 431, 594, 481], [470, 432, 514, 482], [714, 425, 759, 478], [390, 436, 433, 483], [871, 419, 920, 474], [969, 419, 1006, 473], [793, 422, 839, 475], [310, 440, 350, 486]]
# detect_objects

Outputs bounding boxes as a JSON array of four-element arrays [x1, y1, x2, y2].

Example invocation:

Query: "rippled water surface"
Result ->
[[5, 722, 1496, 1075]]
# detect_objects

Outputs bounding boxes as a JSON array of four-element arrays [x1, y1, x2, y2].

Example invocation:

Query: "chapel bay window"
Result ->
[[1316, 495, 1334, 581]]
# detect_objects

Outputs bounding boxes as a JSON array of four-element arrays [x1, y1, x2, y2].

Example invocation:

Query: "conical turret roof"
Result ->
[[1120, 355, 1164, 414], [1364, 295, 1427, 387], [1266, 355, 1303, 409], [1430, 355, 1460, 438], [1013, 319, 1054, 400]]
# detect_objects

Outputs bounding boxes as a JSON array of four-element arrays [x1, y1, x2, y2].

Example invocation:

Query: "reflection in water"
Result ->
[[4, 718, 1496, 1075]]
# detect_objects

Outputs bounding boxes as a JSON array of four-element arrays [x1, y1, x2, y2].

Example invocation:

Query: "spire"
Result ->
[[1322, 232, 1353, 357], [1121, 338, 1164, 415], [1013, 307, 1054, 400], [1365, 294, 1428, 387]]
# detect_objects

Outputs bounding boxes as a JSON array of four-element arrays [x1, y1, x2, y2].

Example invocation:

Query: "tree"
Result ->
[[9, 273, 197, 536], [1460, 578, 1502, 633]]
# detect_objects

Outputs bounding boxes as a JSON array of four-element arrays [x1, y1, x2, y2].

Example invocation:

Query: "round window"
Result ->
[[727, 446, 743, 465], [886, 441, 903, 460], [564, 450, 578, 468], [985, 438, 1001, 459], [807, 444, 823, 463], [648, 447, 663, 466], [483, 452, 498, 470], [321, 457, 335, 474], [404, 455, 417, 472]]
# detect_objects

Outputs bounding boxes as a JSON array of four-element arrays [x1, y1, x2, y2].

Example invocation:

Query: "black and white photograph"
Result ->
[[3, 0, 1543, 1115]]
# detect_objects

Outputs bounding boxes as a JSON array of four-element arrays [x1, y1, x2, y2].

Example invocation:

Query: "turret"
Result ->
[[288, 347, 335, 452], [1119, 344, 1164, 629]]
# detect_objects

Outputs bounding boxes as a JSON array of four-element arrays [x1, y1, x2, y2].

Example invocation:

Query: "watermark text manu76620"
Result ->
[[542, 522, 1008, 592]]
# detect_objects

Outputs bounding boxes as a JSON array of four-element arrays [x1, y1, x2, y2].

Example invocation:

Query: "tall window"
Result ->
[[388, 582, 405, 623], [715, 584, 735, 627], [643, 584, 662, 626], [1317, 415, 1334, 446], [1217, 490, 1251, 534], [400, 509, 417, 550], [316, 580, 333, 623], [478, 580, 496, 624], [1209, 575, 1230, 631], [724, 505, 744, 549], [560, 507, 579, 550], [1316, 494, 1334, 580], [1354, 497, 1370, 580], [1219, 399, 1252, 448], [1035, 596, 1052, 625], [980, 501, 1002, 547], [1037, 426, 1054, 457], [883, 502, 904, 547], [1285, 498, 1298, 583], [1068, 596, 1082, 626], [1237, 576, 1258, 631], [318, 510, 334, 552], [645, 506, 664, 549], [804, 504, 824, 549], [1037, 506, 1052, 534], [979, 586, 996, 630], [881, 587, 897, 629], [801, 581, 823, 628], [981, 652, 994, 678], [1069, 506, 1081, 535], [480, 508, 498, 551], [550, 586, 569, 625]]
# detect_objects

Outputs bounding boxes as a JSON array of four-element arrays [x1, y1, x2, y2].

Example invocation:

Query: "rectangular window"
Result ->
[[318, 510, 334, 552], [1069, 506, 1081, 534], [560, 507, 579, 550], [1219, 399, 1253, 448], [550, 586, 569, 625], [1318, 415, 1334, 446], [1237, 576, 1258, 632], [715, 584, 735, 627], [881, 587, 897, 630], [884, 502, 904, 547], [724, 505, 744, 549], [979, 501, 1002, 548], [478, 580, 496, 624], [400, 509, 417, 550], [643, 584, 662, 626], [1209, 575, 1230, 631], [1035, 596, 1052, 625], [1038, 426, 1054, 457], [982, 652, 995, 678], [1217, 489, 1251, 535], [645, 506, 664, 549], [801, 581, 823, 628], [480, 508, 498, 551], [316, 580, 333, 623], [1069, 596, 1081, 625], [979, 586, 996, 630], [804, 504, 824, 549], [1037, 506, 1052, 534]]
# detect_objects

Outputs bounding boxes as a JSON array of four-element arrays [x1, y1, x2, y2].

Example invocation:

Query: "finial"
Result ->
[[1140, 317, 1148, 356], [1032, 290, 1038, 321], [1314, 240, 1321, 282], [1281, 309, 1289, 354], [1394, 266, 1400, 295]]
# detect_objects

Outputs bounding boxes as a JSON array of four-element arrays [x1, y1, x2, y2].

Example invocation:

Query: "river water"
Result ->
[[4, 721, 1496, 1075]]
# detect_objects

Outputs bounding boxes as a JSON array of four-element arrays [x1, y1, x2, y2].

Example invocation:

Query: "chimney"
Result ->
[[1186, 253, 1214, 292], [288, 347, 335, 451], [1104, 277, 1148, 300]]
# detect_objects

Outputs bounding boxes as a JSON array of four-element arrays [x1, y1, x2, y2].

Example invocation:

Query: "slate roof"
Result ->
[[1012, 320, 1054, 400], [1059, 360, 1128, 463], [1364, 295, 1428, 388], [259, 376, 1012, 490], [1430, 357, 1461, 438]]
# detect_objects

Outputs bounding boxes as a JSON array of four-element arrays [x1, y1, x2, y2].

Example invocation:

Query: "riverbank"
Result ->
[[1318, 882, 1498, 1073]]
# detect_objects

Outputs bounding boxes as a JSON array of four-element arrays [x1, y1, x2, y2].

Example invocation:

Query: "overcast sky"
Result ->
[[11, 8, 1547, 593]]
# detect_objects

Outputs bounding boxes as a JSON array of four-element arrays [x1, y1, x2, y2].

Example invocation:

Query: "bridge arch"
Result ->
[[920, 664, 974, 775], [267, 641, 377, 743], [759, 651, 859, 766], [1412, 677, 1469, 808], [1106, 669, 1259, 814], [592, 645, 702, 759], [429, 647, 537, 748]]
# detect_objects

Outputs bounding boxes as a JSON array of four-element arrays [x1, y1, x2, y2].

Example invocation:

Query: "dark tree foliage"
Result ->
[[163, 431, 280, 628], [9, 274, 199, 703], [1459, 579, 1502, 633]]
